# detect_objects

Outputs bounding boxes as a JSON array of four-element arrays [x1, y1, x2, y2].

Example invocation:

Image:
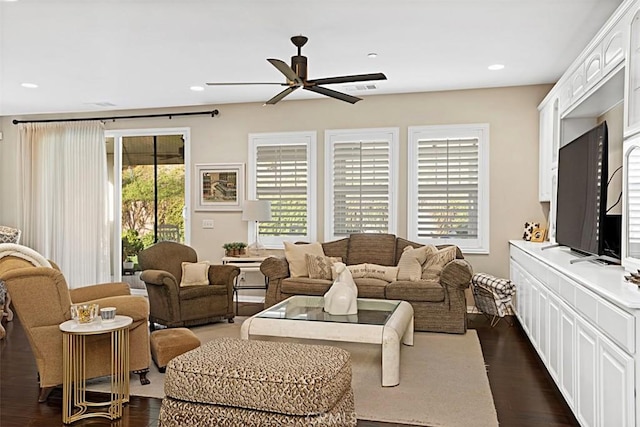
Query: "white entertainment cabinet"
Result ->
[[518, 1, 640, 425], [510, 241, 639, 427]]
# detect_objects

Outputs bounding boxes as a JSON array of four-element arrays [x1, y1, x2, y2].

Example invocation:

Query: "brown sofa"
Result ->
[[0, 255, 151, 402], [260, 234, 473, 334]]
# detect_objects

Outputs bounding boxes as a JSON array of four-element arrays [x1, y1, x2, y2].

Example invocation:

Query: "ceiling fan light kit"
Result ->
[[206, 35, 387, 105]]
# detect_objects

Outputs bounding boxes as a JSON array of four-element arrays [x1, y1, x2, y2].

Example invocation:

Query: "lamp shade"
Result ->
[[242, 200, 272, 222]]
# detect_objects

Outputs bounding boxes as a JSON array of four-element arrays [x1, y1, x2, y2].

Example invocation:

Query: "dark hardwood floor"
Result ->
[[0, 303, 578, 427]]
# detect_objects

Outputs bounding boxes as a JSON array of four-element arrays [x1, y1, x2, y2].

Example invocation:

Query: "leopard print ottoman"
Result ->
[[159, 337, 356, 426]]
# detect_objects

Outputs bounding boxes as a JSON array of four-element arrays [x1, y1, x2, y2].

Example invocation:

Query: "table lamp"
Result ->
[[242, 200, 272, 255]]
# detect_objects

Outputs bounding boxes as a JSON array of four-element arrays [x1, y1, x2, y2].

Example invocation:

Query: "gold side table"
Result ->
[[59, 315, 132, 424]]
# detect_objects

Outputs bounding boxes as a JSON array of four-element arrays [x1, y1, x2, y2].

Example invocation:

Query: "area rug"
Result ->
[[87, 320, 498, 426]]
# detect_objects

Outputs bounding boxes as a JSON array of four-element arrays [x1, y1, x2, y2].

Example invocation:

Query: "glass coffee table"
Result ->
[[240, 295, 414, 386]]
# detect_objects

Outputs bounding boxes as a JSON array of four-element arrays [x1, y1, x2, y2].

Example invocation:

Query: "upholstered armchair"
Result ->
[[0, 257, 151, 402], [138, 241, 239, 329]]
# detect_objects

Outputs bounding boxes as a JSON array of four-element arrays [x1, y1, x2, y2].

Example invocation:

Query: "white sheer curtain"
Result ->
[[17, 121, 110, 288]]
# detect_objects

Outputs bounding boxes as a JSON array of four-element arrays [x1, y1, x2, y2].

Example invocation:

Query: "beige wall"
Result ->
[[0, 84, 551, 287]]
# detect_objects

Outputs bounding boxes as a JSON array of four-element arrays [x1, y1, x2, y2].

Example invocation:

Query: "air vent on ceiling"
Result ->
[[343, 84, 378, 92], [85, 101, 117, 107]]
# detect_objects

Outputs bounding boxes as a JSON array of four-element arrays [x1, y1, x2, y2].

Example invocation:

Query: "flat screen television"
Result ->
[[556, 121, 610, 258]]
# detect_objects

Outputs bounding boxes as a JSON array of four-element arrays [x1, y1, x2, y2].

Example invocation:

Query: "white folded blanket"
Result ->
[[0, 243, 52, 268]]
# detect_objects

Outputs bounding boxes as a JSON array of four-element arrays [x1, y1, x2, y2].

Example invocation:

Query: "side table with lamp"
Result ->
[[229, 199, 272, 313]]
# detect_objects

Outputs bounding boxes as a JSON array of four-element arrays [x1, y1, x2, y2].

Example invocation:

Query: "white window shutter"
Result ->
[[416, 137, 479, 239], [627, 151, 640, 255], [325, 128, 399, 241], [408, 124, 489, 254], [248, 131, 317, 246], [333, 141, 390, 235], [256, 144, 308, 237]]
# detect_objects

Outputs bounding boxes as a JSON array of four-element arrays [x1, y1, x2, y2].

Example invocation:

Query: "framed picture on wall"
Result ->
[[195, 163, 245, 211]]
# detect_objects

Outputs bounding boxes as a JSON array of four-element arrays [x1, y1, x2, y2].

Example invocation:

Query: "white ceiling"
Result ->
[[0, 0, 623, 116]]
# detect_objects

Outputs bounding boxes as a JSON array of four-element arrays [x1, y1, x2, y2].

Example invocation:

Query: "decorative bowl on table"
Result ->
[[71, 303, 99, 323]]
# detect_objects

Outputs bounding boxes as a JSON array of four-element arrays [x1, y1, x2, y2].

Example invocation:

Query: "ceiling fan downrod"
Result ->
[[290, 36, 309, 81]]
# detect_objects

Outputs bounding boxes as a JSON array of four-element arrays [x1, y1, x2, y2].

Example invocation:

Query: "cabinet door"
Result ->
[[522, 274, 531, 335], [570, 64, 586, 102], [560, 306, 576, 409], [627, 9, 640, 135], [530, 281, 540, 349], [599, 337, 635, 427], [603, 26, 626, 76], [547, 294, 561, 382], [584, 49, 603, 91], [575, 318, 598, 427], [538, 288, 549, 364]]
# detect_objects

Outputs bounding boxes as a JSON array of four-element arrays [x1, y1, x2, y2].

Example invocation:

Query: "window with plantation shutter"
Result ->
[[248, 132, 317, 247], [627, 147, 640, 258], [325, 128, 399, 241], [408, 124, 489, 254]]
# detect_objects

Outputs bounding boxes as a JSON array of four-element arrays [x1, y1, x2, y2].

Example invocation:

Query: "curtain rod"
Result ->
[[12, 109, 219, 125]]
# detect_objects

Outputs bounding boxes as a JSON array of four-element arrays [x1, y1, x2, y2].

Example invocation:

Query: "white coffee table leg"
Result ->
[[403, 316, 414, 346], [381, 301, 414, 386], [381, 326, 401, 386], [240, 318, 251, 339]]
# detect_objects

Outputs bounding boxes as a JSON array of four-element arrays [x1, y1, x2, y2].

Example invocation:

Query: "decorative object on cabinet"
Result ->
[[623, 270, 640, 286], [531, 227, 547, 242], [195, 163, 244, 211], [523, 222, 541, 241]]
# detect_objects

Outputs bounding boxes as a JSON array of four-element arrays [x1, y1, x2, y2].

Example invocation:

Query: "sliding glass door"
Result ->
[[106, 128, 190, 282]]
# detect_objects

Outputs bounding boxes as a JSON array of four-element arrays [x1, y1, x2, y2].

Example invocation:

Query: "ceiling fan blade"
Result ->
[[304, 86, 362, 104], [307, 72, 387, 86], [206, 82, 288, 86], [267, 58, 302, 85], [265, 86, 299, 105]]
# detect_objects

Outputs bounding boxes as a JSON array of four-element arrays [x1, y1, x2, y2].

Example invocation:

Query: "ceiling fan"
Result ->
[[206, 35, 387, 105]]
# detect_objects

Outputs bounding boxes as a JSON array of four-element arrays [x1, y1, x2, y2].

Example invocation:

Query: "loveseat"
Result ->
[[260, 234, 473, 334]]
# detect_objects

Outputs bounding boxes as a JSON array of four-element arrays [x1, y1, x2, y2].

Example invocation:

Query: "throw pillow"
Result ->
[[422, 245, 457, 280], [365, 263, 399, 282], [397, 245, 431, 281], [306, 254, 342, 280], [180, 261, 210, 287], [284, 242, 325, 277], [332, 263, 367, 280]]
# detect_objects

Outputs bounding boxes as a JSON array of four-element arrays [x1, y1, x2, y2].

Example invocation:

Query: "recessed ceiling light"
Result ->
[[367, 53, 378, 59], [488, 64, 505, 71], [190, 86, 204, 92], [21, 83, 38, 88]]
